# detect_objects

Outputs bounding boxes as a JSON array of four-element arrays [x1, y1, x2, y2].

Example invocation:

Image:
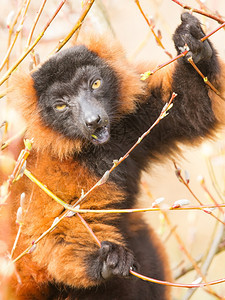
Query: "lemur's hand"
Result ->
[[173, 12, 213, 64], [88, 241, 138, 281]]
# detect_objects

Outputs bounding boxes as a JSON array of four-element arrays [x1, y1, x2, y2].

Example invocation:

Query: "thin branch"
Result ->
[[0, 139, 33, 207], [71, 93, 176, 209], [141, 49, 189, 80], [0, 0, 67, 86], [130, 269, 225, 289], [0, 0, 31, 72], [173, 162, 225, 226], [77, 213, 101, 247], [206, 156, 225, 203], [157, 206, 219, 297], [171, 0, 225, 24], [0, 88, 10, 99], [200, 177, 224, 213], [183, 217, 225, 299], [1, 127, 26, 151], [10, 225, 22, 259], [51, 0, 96, 54], [200, 21, 225, 41], [135, 0, 173, 58], [25, 0, 47, 49], [187, 57, 223, 99], [6, 0, 27, 69], [13, 169, 225, 214], [174, 255, 202, 280], [7, 139, 33, 186], [23, 169, 71, 210]]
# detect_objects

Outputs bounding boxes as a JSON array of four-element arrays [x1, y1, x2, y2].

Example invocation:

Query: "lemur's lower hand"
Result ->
[[87, 241, 138, 281], [173, 12, 213, 64]]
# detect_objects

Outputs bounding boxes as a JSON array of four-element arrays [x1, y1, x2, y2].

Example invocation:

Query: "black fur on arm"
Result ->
[[125, 12, 221, 168], [166, 12, 220, 140]]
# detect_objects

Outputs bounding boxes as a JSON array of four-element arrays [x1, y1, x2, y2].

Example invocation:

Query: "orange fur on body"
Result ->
[[4, 148, 125, 292]]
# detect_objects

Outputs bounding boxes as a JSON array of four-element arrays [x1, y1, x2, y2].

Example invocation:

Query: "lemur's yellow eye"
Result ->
[[56, 104, 66, 111], [92, 79, 101, 90]]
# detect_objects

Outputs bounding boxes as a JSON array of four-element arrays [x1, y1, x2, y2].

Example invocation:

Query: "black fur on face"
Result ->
[[31, 46, 120, 145]]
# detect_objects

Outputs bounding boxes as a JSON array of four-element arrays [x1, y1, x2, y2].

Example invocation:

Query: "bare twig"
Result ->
[[206, 156, 225, 203], [200, 177, 224, 213], [187, 57, 222, 99], [157, 209, 219, 297], [51, 0, 96, 54], [77, 213, 101, 247], [0, 139, 32, 205], [200, 21, 225, 41], [183, 217, 225, 299], [12, 169, 225, 215], [72, 93, 176, 209], [1, 127, 26, 151], [0, 0, 31, 72], [6, 0, 28, 69], [174, 162, 225, 226], [0, 0, 67, 86], [174, 255, 202, 280], [141, 49, 189, 80], [171, 0, 225, 24], [130, 269, 225, 289], [135, 0, 173, 58], [10, 226, 22, 259], [23, 169, 71, 210], [25, 0, 47, 49], [0, 88, 10, 99]]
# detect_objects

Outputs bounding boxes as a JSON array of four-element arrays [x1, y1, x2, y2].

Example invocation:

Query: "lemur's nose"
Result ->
[[85, 114, 101, 130]]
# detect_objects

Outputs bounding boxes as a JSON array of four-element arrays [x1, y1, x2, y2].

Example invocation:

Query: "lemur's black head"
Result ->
[[32, 45, 119, 145]]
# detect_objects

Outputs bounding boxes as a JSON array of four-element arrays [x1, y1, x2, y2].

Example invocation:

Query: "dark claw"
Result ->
[[181, 12, 204, 40], [173, 12, 213, 64]]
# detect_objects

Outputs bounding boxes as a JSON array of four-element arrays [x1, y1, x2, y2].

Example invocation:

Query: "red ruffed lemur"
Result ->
[[1, 12, 225, 299]]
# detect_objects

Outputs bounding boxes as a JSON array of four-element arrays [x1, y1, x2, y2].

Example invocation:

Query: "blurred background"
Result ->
[[0, 0, 225, 299]]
